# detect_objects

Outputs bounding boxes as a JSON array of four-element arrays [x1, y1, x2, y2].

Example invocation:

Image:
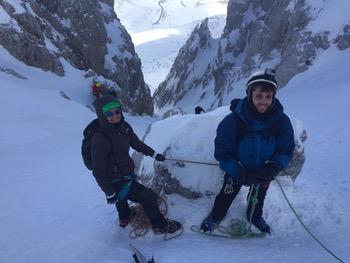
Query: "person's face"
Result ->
[[104, 108, 122, 124], [251, 86, 274, 113]]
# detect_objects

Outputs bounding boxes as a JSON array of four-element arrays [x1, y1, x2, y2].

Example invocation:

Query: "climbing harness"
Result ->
[[224, 177, 235, 194], [112, 173, 136, 201], [118, 181, 133, 200]]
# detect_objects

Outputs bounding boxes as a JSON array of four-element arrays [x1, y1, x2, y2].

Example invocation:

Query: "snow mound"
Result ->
[[136, 105, 305, 197]]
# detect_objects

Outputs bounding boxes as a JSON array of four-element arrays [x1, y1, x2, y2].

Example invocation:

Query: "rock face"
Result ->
[[133, 108, 306, 199], [153, 0, 345, 112], [153, 18, 218, 110], [0, 0, 153, 115]]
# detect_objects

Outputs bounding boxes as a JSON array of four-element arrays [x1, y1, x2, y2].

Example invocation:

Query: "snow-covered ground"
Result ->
[[1, 1, 350, 262], [115, 0, 228, 94]]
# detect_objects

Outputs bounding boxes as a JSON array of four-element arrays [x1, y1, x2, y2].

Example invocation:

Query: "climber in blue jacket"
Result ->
[[201, 68, 295, 234]]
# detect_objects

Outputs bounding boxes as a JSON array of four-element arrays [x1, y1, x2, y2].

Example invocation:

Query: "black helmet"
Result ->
[[246, 68, 278, 95]]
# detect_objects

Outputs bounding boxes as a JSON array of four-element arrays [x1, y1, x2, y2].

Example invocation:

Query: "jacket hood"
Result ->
[[236, 97, 284, 127], [93, 95, 125, 128]]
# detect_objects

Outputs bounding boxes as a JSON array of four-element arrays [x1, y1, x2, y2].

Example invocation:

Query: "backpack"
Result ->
[[81, 119, 111, 170]]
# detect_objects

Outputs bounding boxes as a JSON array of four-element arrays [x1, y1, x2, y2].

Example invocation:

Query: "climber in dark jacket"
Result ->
[[200, 69, 295, 234], [91, 95, 181, 234]]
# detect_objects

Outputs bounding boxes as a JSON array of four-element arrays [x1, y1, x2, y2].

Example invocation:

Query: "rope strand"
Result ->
[[275, 178, 345, 263], [127, 160, 183, 241], [165, 157, 345, 262], [165, 157, 219, 166]]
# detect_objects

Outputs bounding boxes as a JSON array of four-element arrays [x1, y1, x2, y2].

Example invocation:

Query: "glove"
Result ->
[[220, 160, 240, 181], [262, 160, 281, 180], [154, 153, 166, 162], [238, 165, 266, 185], [221, 161, 254, 185], [256, 161, 281, 182], [106, 192, 119, 204], [238, 166, 271, 186], [242, 171, 271, 185], [228, 161, 281, 185]]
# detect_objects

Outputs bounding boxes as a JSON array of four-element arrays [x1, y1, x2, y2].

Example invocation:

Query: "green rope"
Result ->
[[247, 184, 260, 229], [275, 178, 345, 263], [191, 184, 265, 239], [191, 219, 265, 239]]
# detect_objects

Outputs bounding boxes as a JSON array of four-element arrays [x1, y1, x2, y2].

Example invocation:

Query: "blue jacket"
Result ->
[[215, 98, 295, 177]]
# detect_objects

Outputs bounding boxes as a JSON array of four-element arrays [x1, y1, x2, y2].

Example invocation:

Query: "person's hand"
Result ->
[[238, 166, 257, 185], [238, 164, 269, 185], [106, 193, 119, 204], [154, 153, 166, 162], [245, 171, 269, 185], [257, 161, 281, 182], [220, 160, 255, 184], [247, 161, 281, 184]]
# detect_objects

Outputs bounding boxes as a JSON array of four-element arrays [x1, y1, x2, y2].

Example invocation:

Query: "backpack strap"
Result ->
[[230, 99, 246, 140]]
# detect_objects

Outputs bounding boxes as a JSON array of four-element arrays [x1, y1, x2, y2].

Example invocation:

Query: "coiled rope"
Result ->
[[128, 195, 170, 239], [191, 184, 266, 239], [165, 158, 345, 262], [126, 160, 183, 241]]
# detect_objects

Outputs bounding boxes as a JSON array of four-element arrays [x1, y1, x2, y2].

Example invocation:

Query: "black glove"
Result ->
[[106, 192, 119, 204], [239, 167, 267, 185], [154, 153, 166, 162], [238, 162, 280, 185], [256, 161, 281, 182], [237, 164, 263, 185]]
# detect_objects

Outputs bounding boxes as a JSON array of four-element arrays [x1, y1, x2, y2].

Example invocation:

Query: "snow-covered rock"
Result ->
[[161, 107, 186, 119], [334, 23, 350, 50], [134, 106, 306, 199], [0, 0, 153, 115]]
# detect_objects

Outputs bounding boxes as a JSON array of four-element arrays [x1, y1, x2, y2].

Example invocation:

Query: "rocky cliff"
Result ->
[[0, 0, 153, 115], [154, 0, 348, 113]]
